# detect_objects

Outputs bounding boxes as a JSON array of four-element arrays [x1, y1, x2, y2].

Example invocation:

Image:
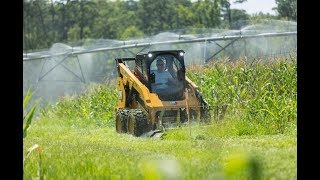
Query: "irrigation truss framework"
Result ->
[[23, 30, 297, 106]]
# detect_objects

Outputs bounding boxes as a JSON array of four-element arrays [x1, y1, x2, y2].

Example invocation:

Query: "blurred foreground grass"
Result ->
[[24, 118, 296, 179]]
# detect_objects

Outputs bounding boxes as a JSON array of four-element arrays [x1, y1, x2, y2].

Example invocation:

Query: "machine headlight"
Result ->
[[148, 53, 153, 58], [179, 52, 184, 56]]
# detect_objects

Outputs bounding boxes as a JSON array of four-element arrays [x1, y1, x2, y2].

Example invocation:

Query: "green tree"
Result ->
[[23, 0, 259, 51], [23, 0, 52, 50], [77, 0, 97, 41], [91, 0, 140, 39], [221, 0, 248, 28], [229, 9, 249, 29], [192, 0, 222, 28], [274, 0, 297, 21], [249, 12, 278, 22], [120, 26, 144, 40], [137, 0, 176, 35], [175, 3, 196, 29]]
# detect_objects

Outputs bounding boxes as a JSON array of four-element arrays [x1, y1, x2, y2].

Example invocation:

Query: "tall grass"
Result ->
[[187, 57, 296, 135], [46, 83, 117, 128]]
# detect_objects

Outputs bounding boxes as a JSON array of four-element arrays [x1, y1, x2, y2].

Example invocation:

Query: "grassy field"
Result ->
[[23, 57, 297, 179], [24, 118, 296, 179]]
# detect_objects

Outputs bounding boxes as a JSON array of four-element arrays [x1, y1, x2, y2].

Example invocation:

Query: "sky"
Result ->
[[230, 0, 277, 15]]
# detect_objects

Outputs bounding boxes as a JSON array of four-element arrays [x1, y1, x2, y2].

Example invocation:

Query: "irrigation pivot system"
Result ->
[[23, 30, 297, 106], [23, 31, 296, 63]]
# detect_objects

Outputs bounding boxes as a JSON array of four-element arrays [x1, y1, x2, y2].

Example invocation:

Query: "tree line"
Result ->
[[23, 0, 296, 51]]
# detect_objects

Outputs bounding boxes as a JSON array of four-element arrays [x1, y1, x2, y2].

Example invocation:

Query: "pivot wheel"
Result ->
[[116, 109, 129, 133]]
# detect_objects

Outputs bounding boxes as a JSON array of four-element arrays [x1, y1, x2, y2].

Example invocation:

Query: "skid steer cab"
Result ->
[[115, 50, 210, 137]]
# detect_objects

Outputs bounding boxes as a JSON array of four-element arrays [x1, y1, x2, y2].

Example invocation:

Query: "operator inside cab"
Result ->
[[150, 56, 184, 100], [152, 57, 176, 89]]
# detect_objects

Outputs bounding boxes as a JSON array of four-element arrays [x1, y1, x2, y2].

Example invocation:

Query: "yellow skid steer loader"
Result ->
[[115, 50, 210, 137]]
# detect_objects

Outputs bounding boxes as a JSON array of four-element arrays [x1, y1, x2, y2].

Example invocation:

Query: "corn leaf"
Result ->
[[23, 103, 37, 138], [23, 88, 32, 110]]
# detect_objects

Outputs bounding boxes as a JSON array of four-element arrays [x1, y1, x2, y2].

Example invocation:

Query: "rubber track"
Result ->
[[130, 109, 147, 137], [116, 109, 130, 133]]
